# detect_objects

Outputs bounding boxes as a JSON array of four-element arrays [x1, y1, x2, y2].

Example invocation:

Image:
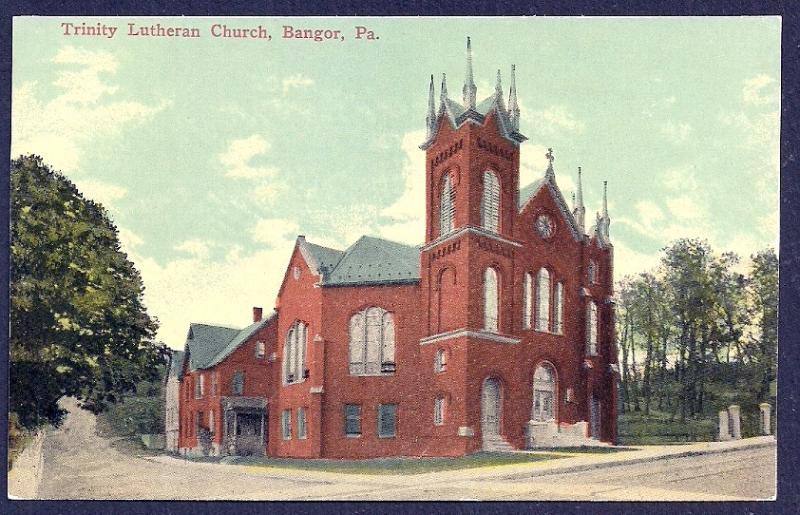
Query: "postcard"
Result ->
[[7, 15, 779, 502]]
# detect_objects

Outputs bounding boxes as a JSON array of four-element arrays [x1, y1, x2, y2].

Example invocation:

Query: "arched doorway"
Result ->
[[481, 377, 501, 437], [532, 363, 557, 422]]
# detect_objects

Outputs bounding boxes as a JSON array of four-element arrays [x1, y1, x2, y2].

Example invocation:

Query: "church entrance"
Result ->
[[532, 363, 556, 422], [481, 377, 501, 437]]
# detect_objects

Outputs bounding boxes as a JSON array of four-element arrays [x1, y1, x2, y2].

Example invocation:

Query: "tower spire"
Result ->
[[426, 74, 436, 138], [463, 37, 477, 109], [440, 73, 448, 104], [509, 64, 520, 131], [575, 166, 586, 233], [602, 180, 609, 219], [495, 69, 503, 96], [599, 180, 611, 241]]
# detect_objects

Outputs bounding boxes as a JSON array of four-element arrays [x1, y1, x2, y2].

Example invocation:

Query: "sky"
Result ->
[[12, 16, 781, 348]]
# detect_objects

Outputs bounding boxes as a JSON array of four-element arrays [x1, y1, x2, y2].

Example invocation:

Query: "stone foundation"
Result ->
[[526, 420, 607, 448]]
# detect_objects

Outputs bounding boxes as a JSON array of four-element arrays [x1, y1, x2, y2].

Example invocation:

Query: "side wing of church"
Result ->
[[175, 38, 619, 458]]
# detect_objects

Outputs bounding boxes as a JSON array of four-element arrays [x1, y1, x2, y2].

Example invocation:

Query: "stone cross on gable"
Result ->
[[546, 148, 554, 165]]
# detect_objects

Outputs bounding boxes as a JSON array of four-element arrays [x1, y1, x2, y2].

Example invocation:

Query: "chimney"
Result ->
[[252, 306, 263, 323]]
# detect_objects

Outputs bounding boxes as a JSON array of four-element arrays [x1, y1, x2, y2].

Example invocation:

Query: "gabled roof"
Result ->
[[205, 311, 277, 368], [320, 235, 420, 287], [299, 239, 344, 275], [518, 170, 583, 241], [421, 92, 527, 150], [183, 315, 275, 372]]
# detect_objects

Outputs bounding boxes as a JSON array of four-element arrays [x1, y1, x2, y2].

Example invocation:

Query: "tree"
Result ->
[[10, 155, 167, 429], [745, 249, 778, 402]]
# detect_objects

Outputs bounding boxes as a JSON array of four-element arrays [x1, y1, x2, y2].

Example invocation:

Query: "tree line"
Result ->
[[616, 239, 777, 426]]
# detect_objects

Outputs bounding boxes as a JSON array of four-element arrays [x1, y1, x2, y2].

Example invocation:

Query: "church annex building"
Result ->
[[169, 39, 619, 459]]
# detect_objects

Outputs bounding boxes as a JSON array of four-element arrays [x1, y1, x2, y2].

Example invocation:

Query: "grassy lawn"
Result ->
[[196, 451, 571, 475]]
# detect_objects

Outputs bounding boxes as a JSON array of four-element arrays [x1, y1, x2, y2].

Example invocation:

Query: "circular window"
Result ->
[[535, 214, 555, 239], [292, 266, 301, 280]]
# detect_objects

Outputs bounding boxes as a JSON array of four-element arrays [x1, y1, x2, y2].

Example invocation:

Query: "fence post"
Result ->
[[718, 410, 731, 441], [728, 405, 741, 440], [759, 403, 771, 435]]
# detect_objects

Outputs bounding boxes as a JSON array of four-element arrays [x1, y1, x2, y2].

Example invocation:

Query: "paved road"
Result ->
[[35, 399, 775, 501]]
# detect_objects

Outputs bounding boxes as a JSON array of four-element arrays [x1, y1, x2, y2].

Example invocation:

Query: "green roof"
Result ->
[[319, 235, 420, 286], [184, 313, 276, 371], [168, 350, 184, 378]]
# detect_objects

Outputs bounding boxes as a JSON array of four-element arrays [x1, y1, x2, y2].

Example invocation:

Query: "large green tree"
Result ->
[[10, 155, 166, 429]]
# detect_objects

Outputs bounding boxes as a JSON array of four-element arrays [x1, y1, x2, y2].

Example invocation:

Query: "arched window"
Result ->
[[349, 307, 395, 375], [440, 172, 456, 236], [533, 363, 557, 422], [283, 321, 307, 384], [434, 348, 447, 372], [481, 170, 500, 232], [434, 396, 446, 426], [483, 267, 499, 332], [536, 268, 550, 332], [588, 260, 597, 285], [587, 301, 598, 355], [553, 282, 563, 334], [523, 272, 533, 329]]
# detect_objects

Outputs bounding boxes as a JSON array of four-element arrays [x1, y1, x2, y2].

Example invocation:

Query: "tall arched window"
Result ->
[[553, 282, 563, 334], [587, 301, 598, 355], [440, 172, 456, 236], [523, 272, 533, 329], [533, 363, 557, 422], [481, 171, 500, 232], [283, 321, 308, 384], [484, 267, 499, 332], [536, 268, 550, 331], [588, 260, 597, 285], [349, 307, 395, 375]]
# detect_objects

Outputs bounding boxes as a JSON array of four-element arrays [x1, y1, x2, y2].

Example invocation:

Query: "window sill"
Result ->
[[349, 373, 395, 377], [283, 379, 307, 386], [345, 434, 362, 439], [378, 434, 396, 439]]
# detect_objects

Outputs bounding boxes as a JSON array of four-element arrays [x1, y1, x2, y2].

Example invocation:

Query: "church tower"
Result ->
[[419, 38, 528, 338]]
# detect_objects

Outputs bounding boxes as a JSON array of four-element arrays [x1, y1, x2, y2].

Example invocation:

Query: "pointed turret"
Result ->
[[600, 180, 611, 240], [463, 37, 477, 109], [495, 69, 503, 97], [426, 74, 436, 138], [440, 73, 448, 104], [574, 166, 586, 233], [509, 64, 520, 131]]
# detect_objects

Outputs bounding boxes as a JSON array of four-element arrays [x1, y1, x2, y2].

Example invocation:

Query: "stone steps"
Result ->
[[483, 436, 516, 452]]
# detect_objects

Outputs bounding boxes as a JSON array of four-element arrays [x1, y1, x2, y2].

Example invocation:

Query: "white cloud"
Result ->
[[219, 134, 278, 179], [519, 144, 550, 187], [174, 239, 212, 259], [663, 165, 699, 192], [531, 105, 585, 135], [379, 129, 427, 245], [743, 74, 778, 105], [75, 179, 127, 210], [11, 46, 169, 173], [250, 218, 300, 246], [282, 74, 314, 95], [253, 182, 286, 204], [612, 240, 661, 280], [666, 195, 703, 220], [660, 121, 692, 144]]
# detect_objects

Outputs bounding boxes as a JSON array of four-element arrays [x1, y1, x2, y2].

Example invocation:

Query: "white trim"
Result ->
[[457, 426, 475, 437], [420, 328, 521, 346], [310, 386, 324, 394], [421, 225, 523, 252]]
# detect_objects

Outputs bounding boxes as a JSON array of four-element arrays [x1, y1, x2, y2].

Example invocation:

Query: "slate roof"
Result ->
[[517, 171, 583, 241], [302, 241, 344, 274], [306, 235, 420, 287], [421, 92, 527, 150], [168, 350, 184, 379], [183, 314, 275, 372]]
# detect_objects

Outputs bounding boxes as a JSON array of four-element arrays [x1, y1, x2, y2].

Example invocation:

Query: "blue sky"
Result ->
[[12, 17, 780, 347]]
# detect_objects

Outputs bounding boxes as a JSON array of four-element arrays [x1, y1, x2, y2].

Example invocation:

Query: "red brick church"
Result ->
[[173, 39, 619, 458]]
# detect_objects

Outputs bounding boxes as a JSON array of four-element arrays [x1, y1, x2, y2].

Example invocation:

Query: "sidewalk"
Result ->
[[144, 435, 776, 484], [7, 430, 46, 499]]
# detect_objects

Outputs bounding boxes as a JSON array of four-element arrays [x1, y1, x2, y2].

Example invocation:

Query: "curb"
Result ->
[[497, 438, 777, 480]]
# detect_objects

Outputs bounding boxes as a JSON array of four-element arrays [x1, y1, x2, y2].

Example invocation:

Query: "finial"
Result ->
[[545, 148, 555, 180], [426, 74, 436, 138], [602, 180, 609, 219], [463, 37, 477, 109], [509, 64, 520, 131], [571, 192, 576, 209], [495, 69, 503, 96], [440, 73, 448, 104]]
